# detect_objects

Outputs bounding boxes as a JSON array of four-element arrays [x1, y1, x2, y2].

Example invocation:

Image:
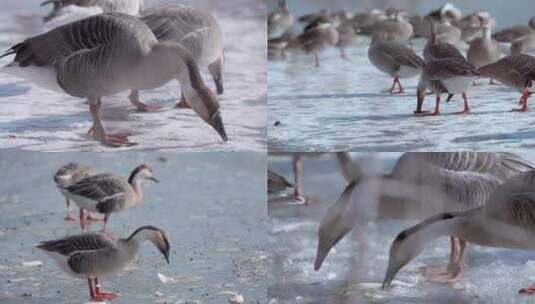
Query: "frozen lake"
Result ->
[[268, 1, 535, 152], [0, 150, 267, 303], [268, 153, 535, 304], [0, 0, 266, 152]]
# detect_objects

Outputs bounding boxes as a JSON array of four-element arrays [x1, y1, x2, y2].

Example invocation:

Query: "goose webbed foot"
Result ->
[[64, 213, 75, 222], [175, 100, 191, 108], [86, 212, 103, 222], [419, 263, 463, 284], [519, 286, 535, 295], [93, 130, 136, 148]]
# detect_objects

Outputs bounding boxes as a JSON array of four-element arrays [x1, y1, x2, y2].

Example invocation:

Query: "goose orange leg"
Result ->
[[454, 92, 470, 114], [93, 277, 117, 301], [513, 91, 532, 112], [64, 198, 74, 221]]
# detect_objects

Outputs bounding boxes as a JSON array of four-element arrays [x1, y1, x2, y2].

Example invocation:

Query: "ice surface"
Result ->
[[268, 153, 535, 304], [0, 150, 267, 303], [0, 0, 266, 152], [268, 1, 535, 152]]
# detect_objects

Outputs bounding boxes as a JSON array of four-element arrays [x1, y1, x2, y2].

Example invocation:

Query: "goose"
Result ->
[[268, 0, 293, 40], [382, 169, 535, 294], [367, 31, 424, 94], [41, 0, 144, 23], [457, 11, 494, 43], [54, 163, 95, 221], [423, 20, 465, 62], [492, 18, 535, 53], [415, 58, 479, 115], [335, 19, 358, 59], [37, 225, 169, 301], [60, 164, 158, 232], [314, 152, 534, 283], [0, 13, 227, 147], [467, 16, 501, 85], [138, 4, 224, 110], [427, 3, 462, 25], [351, 9, 386, 36], [477, 54, 535, 111], [297, 17, 339, 68], [372, 9, 413, 42]]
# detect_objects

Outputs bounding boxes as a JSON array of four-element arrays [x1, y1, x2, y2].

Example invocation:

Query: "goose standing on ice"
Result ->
[[478, 54, 535, 111], [60, 164, 158, 232], [139, 4, 224, 109], [314, 152, 534, 283], [268, 0, 293, 40], [383, 169, 535, 294], [0, 13, 227, 147], [37, 225, 169, 301], [415, 58, 479, 115], [298, 16, 339, 68], [367, 31, 424, 94], [372, 9, 413, 42], [54, 163, 94, 221], [467, 17, 501, 84]]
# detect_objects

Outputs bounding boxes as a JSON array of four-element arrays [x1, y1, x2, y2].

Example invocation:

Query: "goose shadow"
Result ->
[[269, 92, 391, 101], [0, 82, 31, 97]]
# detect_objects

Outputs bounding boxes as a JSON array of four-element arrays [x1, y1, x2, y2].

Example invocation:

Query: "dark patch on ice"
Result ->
[[0, 82, 30, 97], [453, 131, 535, 143]]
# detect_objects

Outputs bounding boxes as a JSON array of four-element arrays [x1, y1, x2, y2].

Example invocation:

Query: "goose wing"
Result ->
[[375, 42, 424, 69], [425, 58, 478, 80], [1, 13, 156, 97], [64, 174, 128, 205], [37, 232, 114, 256]]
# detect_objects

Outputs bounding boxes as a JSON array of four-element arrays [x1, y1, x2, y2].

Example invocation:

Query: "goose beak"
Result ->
[[149, 177, 159, 183], [314, 246, 329, 271], [211, 111, 228, 142], [382, 264, 398, 290], [164, 252, 170, 264]]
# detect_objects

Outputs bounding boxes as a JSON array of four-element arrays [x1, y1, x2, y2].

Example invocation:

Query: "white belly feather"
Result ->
[[2, 64, 66, 94]]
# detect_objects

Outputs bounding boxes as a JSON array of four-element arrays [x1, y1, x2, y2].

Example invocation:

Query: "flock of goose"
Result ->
[[1, 0, 227, 147], [38, 162, 168, 301], [268, 1, 535, 115], [270, 152, 535, 295]]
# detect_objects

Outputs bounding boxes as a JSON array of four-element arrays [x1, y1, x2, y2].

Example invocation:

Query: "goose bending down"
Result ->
[[477, 54, 535, 111], [383, 169, 535, 294], [415, 58, 479, 115], [298, 17, 339, 68], [138, 4, 224, 110], [37, 225, 169, 301], [467, 17, 501, 84], [268, 0, 293, 39], [41, 0, 144, 23], [54, 163, 95, 221], [0, 13, 227, 147], [60, 164, 158, 232], [368, 32, 424, 94], [314, 152, 534, 283]]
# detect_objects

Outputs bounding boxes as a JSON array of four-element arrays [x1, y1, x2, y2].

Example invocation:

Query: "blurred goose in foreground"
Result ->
[[42, 0, 144, 23], [138, 4, 224, 109], [38, 225, 169, 301], [383, 169, 535, 294], [368, 32, 424, 94], [467, 17, 501, 84], [0, 13, 227, 147], [416, 58, 479, 115], [268, 0, 293, 39], [314, 152, 534, 282], [298, 17, 339, 67], [60, 164, 158, 232], [54, 163, 95, 221], [478, 54, 535, 111]]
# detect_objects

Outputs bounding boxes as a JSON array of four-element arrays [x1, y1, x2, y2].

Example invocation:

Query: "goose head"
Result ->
[[127, 226, 170, 264], [382, 229, 420, 289], [129, 164, 159, 184], [314, 180, 359, 270]]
